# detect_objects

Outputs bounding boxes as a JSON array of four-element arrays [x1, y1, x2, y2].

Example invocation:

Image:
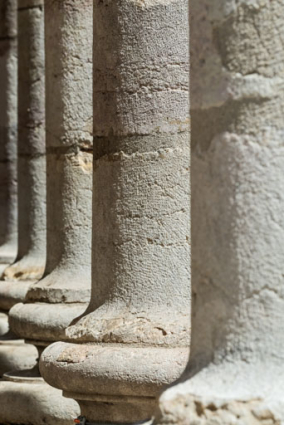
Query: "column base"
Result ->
[[0, 250, 16, 268], [25, 268, 90, 303], [67, 393, 156, 423], [0, 368, 80, 425], [0, 280, 34, 311], [0, 336, 37, 376], [9, 302, 87, 342], [154, 361, 284, 425], [0, 311, 9, 336], [2, 258, 45, 282], [0, 264, 9, 278], [40, 341, 189, 424]]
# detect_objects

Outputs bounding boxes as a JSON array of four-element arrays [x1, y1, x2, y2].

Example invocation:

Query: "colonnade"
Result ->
[[0, 0, 283, 424]]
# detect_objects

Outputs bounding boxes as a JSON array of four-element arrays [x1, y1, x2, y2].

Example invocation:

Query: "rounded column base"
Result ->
[[0, 264, 9, 278], [9, 302, 88, 342], [0, 280, 34, 311], [0, 369, 80, 425], [0, 311, 9, 336], [40, 341, 189, 423], [0, 338, 37, 376], [0, 251, 16, 269], [67, 393, 156, 424]]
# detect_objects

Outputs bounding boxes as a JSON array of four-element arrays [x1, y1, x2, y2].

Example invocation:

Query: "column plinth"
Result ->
[[154, 1, 284, 424], [42, 342, 188, 423], [0, 369, 79, 425], [10, 302, 87, 342], [0, 337, 37, 376], [41, 0, 190, 423]]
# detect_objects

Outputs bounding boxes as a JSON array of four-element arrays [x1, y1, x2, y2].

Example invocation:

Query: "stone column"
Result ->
[[10, 0, 93, 344], [0, 0, 46, 308], [0, 0, 17, 337], [154, 1, 284, 424], [40, 0, 190, 423], [0, 0, 47, 375], [1, 1, 93, 423], [0, 0, 17, 271]]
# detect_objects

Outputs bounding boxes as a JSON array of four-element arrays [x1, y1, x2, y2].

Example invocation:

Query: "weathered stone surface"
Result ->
[[0, 312, 8, 336], [25, 149, 92, 305], [0, 0, 17, 265], [0, 264, 8, 278], [10, 302, 87, 342], [153, 1, 284, 424], [6, 2, 93, 423], [0, 370, 79, 425], [41, 343, 188, 423], [0, 0, 46, 381], [2, 0, 46, 285], [155, 394, 281, 425], [41, 0, 190, 422], [10, 0, 93, 344], [0, 0, 92, 425], [0, 0, 44, 380], [0, 337, 37, 376], [41, 342, 189, 397], [0, 0, 17, 39], [0, 281, 32, 311]]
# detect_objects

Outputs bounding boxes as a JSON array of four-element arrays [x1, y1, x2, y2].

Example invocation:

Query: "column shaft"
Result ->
[[0, 0, 18, 266], [24, 0, 93, 305]]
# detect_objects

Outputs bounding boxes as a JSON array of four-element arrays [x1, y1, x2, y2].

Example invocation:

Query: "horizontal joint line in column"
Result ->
[[18, 4, 43, 12], [46, 146, 92, 155], [93, 130, 189, 139], [58, 342, 190, 350], [18, 152, 46, 159], [0, 36, 16, 41]]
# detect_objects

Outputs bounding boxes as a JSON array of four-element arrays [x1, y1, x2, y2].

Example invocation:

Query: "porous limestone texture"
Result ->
[[42, 343, 189, 423], [10, 0, 93, 346], [154, 1, 284, 424], [0, 370, 79, 425], [0, 0, 17, 265], [155, 395, 282, 425], [40, 0, 190, 422]]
